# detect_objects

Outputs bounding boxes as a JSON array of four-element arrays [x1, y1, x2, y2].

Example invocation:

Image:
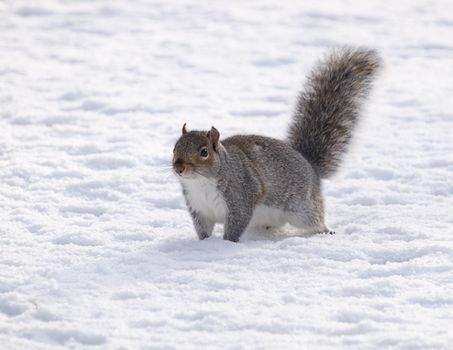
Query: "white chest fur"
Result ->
[[181, 177, 228, 223]]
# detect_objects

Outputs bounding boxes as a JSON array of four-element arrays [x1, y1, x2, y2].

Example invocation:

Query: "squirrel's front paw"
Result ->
[[223, 234, 239, 243], [197, 232, 211, 240]]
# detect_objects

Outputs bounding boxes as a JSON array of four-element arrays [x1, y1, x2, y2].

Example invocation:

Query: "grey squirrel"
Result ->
[[172, 48, 381, 242]]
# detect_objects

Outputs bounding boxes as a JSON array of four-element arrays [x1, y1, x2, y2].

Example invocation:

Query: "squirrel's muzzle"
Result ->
[[173, 158, 185, 176]]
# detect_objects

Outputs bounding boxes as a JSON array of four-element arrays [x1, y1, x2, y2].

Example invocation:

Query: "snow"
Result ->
[[1, 0, 453, 348]]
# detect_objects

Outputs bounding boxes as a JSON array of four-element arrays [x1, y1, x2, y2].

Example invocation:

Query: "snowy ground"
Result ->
[[1, 0, 453, 348]]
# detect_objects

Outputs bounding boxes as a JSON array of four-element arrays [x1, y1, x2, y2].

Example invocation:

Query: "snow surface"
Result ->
[[1, 0, 453, 348]]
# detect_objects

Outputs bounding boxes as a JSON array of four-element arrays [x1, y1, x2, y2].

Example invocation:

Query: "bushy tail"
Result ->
[[288, 47, 381, 178]]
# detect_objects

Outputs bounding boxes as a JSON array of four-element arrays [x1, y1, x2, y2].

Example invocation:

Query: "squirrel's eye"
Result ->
[[199, 148, 209, 158]]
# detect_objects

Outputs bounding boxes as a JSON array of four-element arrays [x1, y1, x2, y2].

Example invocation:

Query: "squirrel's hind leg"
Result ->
[[286, 198, 330, 236]]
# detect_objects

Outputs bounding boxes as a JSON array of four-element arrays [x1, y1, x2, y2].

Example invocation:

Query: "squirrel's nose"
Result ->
[[174, 159, 185, 175], [176, 165, 185, 175]]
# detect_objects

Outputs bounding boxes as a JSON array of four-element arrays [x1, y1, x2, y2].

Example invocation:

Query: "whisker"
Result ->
[[163, 173, 176, 182], [154, 166, 174, 174]]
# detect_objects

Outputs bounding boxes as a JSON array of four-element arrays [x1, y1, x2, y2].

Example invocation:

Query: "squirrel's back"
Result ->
[[222, 135, 318, 206]]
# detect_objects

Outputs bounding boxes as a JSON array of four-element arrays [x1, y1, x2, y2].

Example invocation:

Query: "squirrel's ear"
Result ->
[[207, 126, 220, 151], [182, 123, 188, 134]]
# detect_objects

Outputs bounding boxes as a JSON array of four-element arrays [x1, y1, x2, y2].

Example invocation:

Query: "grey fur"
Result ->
[[288, 47, 381, 178], [173, 48, 381, 242], [219, 136, 325, 242]]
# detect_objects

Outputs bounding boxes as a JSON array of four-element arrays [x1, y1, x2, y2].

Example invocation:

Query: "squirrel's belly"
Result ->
[[182, 177, 227, 223], [249, 205, 287, 227]]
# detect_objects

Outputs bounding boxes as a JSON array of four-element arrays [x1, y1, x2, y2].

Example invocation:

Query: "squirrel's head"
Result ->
[[172, 123, 221, 179]]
